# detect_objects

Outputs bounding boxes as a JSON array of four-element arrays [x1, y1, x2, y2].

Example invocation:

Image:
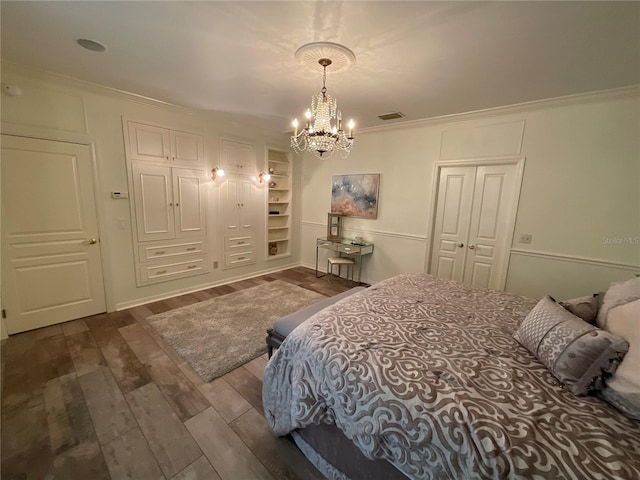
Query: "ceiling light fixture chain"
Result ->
[[290, 44, 355, 159]]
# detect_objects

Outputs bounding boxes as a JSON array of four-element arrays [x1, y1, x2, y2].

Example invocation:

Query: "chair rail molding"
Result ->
[[509, 249, 640, 272]]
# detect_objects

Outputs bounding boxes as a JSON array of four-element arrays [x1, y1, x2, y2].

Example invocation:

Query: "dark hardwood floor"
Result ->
[[1, 267, 354, 480]]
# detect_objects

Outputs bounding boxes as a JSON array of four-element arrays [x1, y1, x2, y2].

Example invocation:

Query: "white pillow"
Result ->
[[595, 276, 640, 329], [600, 299, 640, 419]]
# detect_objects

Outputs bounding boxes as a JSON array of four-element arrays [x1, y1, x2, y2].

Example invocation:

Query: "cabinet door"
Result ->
[[238, 179, 256, 234], [132, 164, 175, 241], [220, 139, 255, 174], [173, 168, 207, 238], [222, 178, 256, 234], [222, 178, 241, 234], [128, 122, 170, 163], [170, 130, 204, 166]]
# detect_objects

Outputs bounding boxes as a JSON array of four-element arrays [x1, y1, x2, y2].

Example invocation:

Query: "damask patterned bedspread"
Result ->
[[263, 274, 640, 480]]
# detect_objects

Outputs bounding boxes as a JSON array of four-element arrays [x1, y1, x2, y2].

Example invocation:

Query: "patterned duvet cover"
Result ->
[[262, 274, 640, 479]]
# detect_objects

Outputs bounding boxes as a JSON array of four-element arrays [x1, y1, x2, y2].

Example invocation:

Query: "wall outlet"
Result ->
[[519, 233, 532, 244], [213, 260, 219, 269]]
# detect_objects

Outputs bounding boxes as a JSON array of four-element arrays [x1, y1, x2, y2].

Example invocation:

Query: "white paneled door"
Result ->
[[1, 135, 106, 334], [430, 162, 521, 290]]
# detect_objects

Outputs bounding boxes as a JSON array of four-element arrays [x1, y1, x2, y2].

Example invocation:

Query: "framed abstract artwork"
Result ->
[[330, 174, 380, 219]]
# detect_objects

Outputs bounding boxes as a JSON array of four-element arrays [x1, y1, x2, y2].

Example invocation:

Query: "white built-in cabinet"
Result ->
[[128, 121, 204, 165], [125, 120, 210, 286], [219, 139, 259, 270], [266, 148, 292, 259], [220, 138, 256, 174], [221, 178, 257, 269]]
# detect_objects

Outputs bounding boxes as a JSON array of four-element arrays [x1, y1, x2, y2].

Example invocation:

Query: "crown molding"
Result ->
[[359, 85, 640, 135], [1, 60, 201, 116]]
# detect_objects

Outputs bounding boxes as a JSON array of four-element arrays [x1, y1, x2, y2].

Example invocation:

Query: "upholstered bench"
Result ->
[[266, 286, 366, 357]]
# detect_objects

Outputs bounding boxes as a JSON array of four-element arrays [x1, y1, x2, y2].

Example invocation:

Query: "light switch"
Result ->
[[117, 218, 126, 229]]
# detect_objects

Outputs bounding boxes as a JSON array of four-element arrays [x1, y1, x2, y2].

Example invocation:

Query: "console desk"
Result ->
[[315, 237, 374, 283]]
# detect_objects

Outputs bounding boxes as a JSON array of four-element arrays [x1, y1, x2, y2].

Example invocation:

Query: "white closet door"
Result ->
[[173, 168, 206, 238], [463, 164, 519, 289], [1, 135, 106, 333], [132, 164, 175, 241], [430, 166, 476, 282]]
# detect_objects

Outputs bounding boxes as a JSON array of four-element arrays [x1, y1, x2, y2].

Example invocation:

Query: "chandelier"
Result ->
[[290, 43, 356, 159]]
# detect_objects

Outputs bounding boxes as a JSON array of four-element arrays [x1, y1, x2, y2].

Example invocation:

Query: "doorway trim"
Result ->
[[423, 156, 526, 290], [1, 123, 113, 314]]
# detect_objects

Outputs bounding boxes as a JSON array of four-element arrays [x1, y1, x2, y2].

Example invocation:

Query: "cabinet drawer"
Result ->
[[140, 258, 206, 283], [224, 250, 254, 269], [224, 236, 253, 250], [138, 241, 204, 262]]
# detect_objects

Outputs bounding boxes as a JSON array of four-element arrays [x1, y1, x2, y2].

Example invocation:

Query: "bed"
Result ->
[[262, 273, 640, 480]]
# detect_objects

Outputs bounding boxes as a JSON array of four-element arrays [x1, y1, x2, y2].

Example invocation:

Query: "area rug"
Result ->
[[147, 280, 325, 382]]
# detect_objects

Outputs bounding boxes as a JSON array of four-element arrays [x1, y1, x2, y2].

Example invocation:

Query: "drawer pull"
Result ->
[[186, 247, 196, 251], [154, 251, 166, 255], [237, 241, 245, 244], [187, 265, 197, 269], [238, 257, 246, 260], [155, 270, 167, 275]]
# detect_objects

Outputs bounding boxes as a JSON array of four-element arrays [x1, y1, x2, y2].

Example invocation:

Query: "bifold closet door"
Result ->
[[430, 163, 518, 289]]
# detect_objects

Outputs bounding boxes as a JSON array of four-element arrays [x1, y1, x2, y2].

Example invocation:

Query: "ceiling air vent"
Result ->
[[377, 112, 405, 121]]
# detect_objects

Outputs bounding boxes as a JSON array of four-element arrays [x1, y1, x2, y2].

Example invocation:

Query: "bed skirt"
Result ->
[[293, 423, 408, 480]]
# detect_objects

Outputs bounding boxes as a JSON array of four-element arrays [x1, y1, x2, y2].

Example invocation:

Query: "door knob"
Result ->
[[457, 243, 464, 248], [469, 244, 476, 250], [84, 238, 98, 245]]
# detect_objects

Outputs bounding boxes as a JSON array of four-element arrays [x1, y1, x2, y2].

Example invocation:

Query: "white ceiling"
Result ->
[[2, 1, 638, 130]]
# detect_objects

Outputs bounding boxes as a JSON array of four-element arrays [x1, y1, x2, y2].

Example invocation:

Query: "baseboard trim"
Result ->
[[510, 249, 639, 272], [115, 261, 300, 311]]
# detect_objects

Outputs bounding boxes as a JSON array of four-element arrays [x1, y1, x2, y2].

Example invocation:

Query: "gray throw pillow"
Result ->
[[514, 295, 629, 396], [559, 295, 599, 324]]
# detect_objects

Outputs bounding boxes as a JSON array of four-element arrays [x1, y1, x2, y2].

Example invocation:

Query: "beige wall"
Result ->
[[1, 62, 296, 339], [2, 61, 638, 338], [301, 88, 640, 299]]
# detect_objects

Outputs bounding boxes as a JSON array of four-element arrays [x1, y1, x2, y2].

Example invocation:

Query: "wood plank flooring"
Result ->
[[1, 267, 354, 480]]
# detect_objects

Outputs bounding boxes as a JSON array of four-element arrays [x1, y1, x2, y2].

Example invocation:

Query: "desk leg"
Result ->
[[356, 255, 362, 284], [315, 245, 320, 278]]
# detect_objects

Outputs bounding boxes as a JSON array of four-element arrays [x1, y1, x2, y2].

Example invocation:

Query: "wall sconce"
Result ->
[[257, 171, 271, 184], [211, 167, 225, 181]]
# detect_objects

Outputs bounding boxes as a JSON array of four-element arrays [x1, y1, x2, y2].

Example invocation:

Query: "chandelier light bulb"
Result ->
[[292, 118, 298, 136], [348, 119, 355, 138]]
